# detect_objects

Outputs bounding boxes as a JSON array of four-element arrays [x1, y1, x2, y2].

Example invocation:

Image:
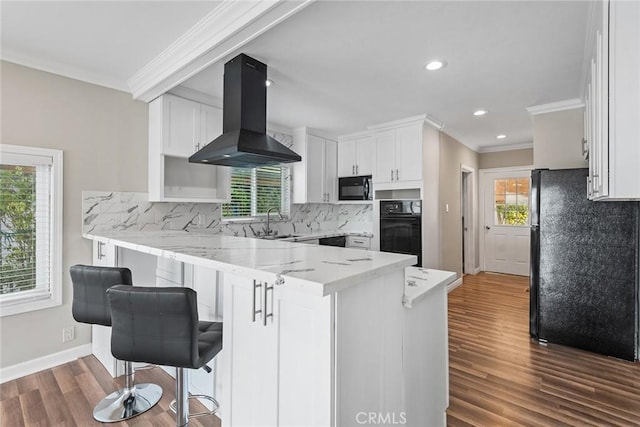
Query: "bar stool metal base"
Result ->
[[93, 383, 163, 423]]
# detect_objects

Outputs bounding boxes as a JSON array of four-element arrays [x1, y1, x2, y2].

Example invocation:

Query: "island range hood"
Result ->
[[188, 54, 301, 168]]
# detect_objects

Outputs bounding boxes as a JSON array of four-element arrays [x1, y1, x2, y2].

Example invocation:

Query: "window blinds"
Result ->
[[223, 166, 290, 219]]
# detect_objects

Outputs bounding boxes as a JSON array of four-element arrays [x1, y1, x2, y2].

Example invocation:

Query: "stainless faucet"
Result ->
[[266, 207, 283, 236]]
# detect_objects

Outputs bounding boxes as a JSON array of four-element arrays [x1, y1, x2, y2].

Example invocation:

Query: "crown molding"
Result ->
[[337, 129, 374, 142], [367, 113, 444, 131], [168, 86, 222, 108], [128, 0, 314, 102], [477, 141, 534, 153], [526, 98, 585, 116], [1, 51, 129, 93]]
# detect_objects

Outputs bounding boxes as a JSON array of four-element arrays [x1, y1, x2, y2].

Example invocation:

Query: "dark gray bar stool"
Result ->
[[107, 285, 223, 427], [70, 265, 163, 422]]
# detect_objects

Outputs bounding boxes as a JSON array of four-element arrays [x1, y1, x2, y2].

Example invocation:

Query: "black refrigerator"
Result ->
[[529, 168, 640, 361]]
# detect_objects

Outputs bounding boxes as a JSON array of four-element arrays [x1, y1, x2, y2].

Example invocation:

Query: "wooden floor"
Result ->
[[0, 356, 220, 427], [3, 273, 640, 426], [447, 273, 640, 427]]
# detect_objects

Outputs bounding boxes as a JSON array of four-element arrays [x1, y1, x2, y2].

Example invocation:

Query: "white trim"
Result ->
[[473, 267, 482, 275], [0, 145, 63, 317], [477, 141, 534, 153], [367, 113, 444, 131], [0, 344, 92, 384], [460, 164, 477, 276], [168, 86, 222, 109], [129, 0, 315, 102], [526, 99, 585, 116], [1, 52, 130, 93], [580, 1, 599, 100], [337, 129, 374, 142], [447, 277, 463, 293]]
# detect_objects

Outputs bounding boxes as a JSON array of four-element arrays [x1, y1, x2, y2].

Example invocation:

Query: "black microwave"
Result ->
[[338, 175, 372, 201]]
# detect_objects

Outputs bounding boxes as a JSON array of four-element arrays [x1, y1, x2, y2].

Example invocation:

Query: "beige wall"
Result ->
[[532, 108, 586, 169], [0, 61, 148, 368], [479, 148, 533, 169], [439, 132, 479, 277]]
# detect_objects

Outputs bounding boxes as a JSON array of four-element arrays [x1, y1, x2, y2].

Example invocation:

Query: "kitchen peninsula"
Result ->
[[84, 230, 449, 426]]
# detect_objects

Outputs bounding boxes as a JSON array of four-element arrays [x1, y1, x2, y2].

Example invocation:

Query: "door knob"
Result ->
[[485, 226, 491, 230]]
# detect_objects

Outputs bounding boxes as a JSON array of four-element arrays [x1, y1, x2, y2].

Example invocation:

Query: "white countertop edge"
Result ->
[[84, 232, 411, 297], [403, 268, 456, 308]]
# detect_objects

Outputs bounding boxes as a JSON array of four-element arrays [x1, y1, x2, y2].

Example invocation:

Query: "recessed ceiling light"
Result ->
[[425, 60, 446, 71], [496, 134, 507, 139], [222, 154, 231, 158], [474, 110, 488, 116], [265, 79, 274, 87]]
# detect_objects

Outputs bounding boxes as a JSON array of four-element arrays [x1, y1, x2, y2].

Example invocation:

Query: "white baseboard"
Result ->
[[0, 343, 92, 384], [473, 267, 482, 275], [447, 277, 463, 293]]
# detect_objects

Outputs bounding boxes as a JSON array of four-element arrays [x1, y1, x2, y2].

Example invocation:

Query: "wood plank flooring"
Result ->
[[447, 273, 640, 426], [0, 356, 220, 427], [3, 273, 640, 426]]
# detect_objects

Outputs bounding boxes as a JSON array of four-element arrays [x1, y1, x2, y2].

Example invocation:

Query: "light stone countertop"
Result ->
[[84, 230, 413, 297], [403, 267, 456, 308]]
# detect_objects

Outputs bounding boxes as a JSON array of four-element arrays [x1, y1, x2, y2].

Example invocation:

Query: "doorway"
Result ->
[[461, 166, 474, 275], [479, 167, 531, 276]]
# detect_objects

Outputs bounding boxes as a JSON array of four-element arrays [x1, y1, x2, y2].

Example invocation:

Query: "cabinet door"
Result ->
[[396, 123, 423, 182], [306, 135, 325, 203], [274, 287, 332, 426], [92, 240, 117, 267], [163, 95, 200, 158], [356, 136, 374, 176], [374, 130, 396, 184], [200, 104, 223, 152], [223, 276, 278, 427], [324, 140, 338, 202], [338, 140, 357, 177]]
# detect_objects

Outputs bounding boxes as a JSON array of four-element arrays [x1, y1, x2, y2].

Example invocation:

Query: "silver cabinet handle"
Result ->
[[485, 226, 491, 230], [356, 165, 359, 175], [391, 169, 394, 181], [353, 239, 364, 244], [396, 169, 399, 181], [263, 282, 273, 326], [195, 143, 200, 151], [97, 241, 105, 260], [252, 280, 262, 322]]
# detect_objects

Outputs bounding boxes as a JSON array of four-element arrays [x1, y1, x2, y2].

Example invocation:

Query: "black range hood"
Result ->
[[188, 54, 301, 168]]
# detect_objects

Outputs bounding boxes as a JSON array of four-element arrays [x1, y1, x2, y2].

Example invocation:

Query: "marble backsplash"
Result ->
[[82, 191, 373, 237]]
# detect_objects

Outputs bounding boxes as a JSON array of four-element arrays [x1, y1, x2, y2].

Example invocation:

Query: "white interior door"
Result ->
[[482, 170, 530, 276]]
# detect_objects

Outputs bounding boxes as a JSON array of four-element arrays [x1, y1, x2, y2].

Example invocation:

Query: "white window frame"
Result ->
[[222, 166, 291, 221], [0, 144, 63, 317]]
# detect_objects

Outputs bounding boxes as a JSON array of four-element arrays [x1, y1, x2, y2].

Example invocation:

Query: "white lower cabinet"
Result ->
[[346, 235, 371, 250], [221, 274, 332, 427]]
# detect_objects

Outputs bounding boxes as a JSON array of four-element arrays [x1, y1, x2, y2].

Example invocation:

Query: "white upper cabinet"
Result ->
[[148, 94, 229, 203], [292, 127, 338, 204], [586, 0, 640, 200], [337, 135, 373, 177], [373, 122, 423, 186]]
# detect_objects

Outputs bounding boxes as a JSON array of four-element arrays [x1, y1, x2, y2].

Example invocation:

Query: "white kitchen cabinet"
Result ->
[[148, 94, 229, 203], [346, 235, 371, 250], [338, 135, 373, 177], [373, 122, 423, 186], [221, 274, 332, 427], [586, 0, 640, 200], [292, 127, 338, 204], [91, 240, 119, 377]]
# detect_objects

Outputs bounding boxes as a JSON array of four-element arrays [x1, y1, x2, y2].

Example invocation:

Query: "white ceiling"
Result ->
[[1, 1, 590, 151]]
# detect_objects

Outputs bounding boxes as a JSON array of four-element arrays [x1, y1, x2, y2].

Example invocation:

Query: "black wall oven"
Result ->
[[379, 200, 422, 266], [338, 175, 372, 201]]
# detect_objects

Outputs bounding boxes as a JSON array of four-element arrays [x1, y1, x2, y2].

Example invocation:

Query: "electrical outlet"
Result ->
[[62, 326, 75, 342]]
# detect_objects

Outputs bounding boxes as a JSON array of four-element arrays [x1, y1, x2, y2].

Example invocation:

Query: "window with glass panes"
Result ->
[[222, 166, 290, 219], [493, 177, 530, 226]]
